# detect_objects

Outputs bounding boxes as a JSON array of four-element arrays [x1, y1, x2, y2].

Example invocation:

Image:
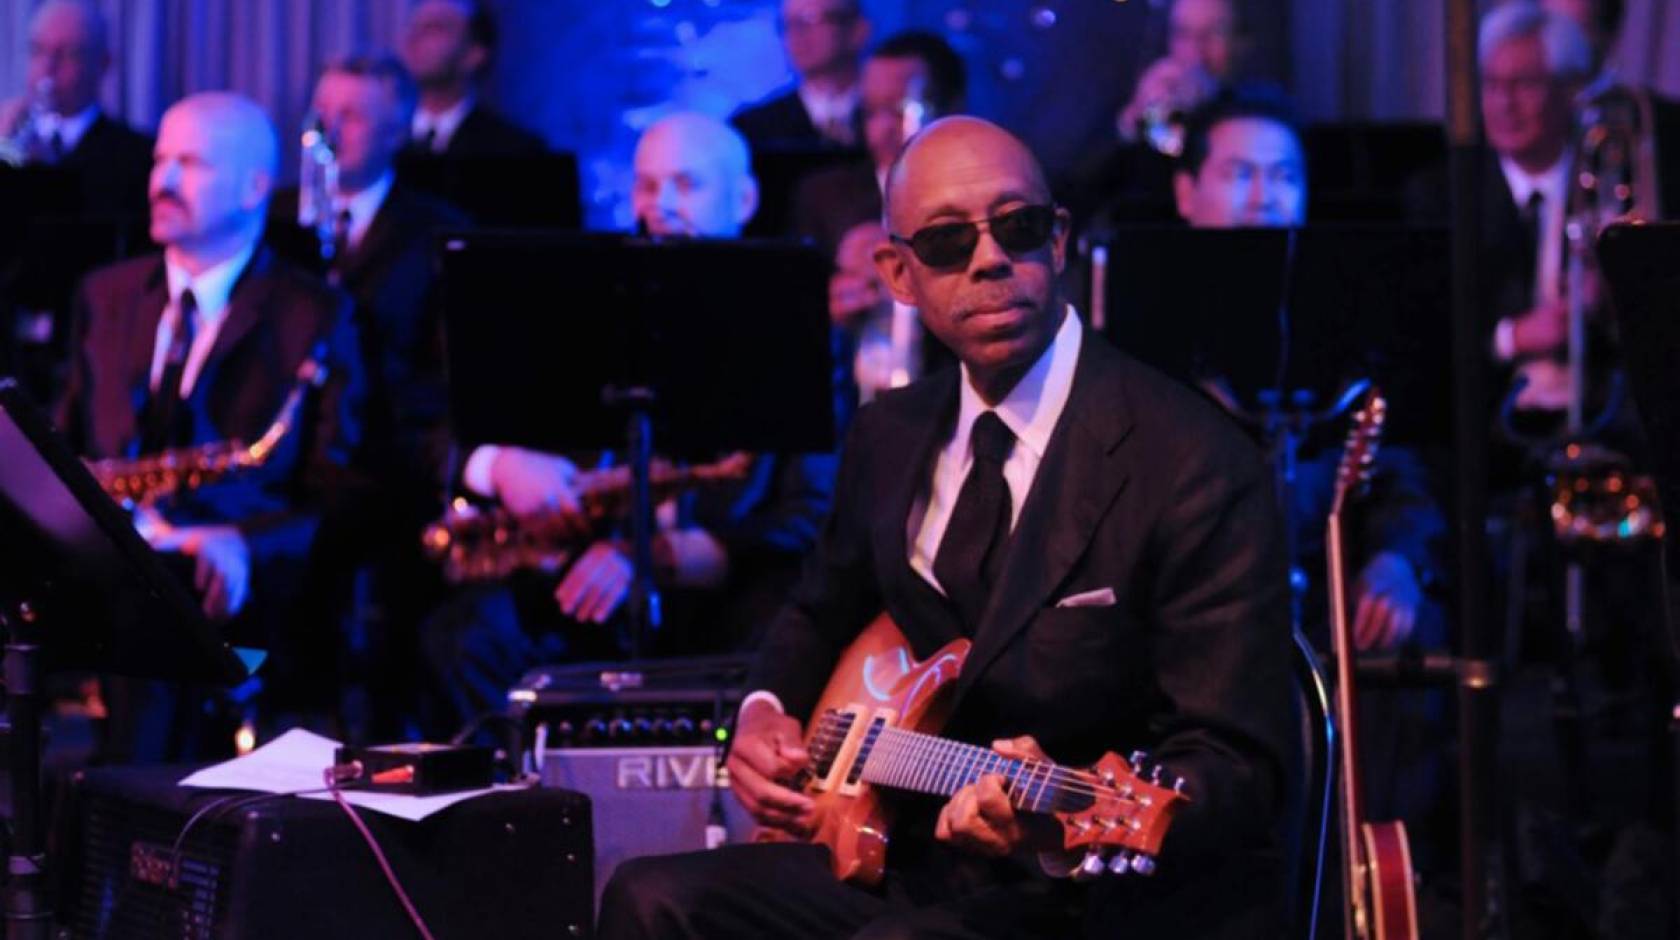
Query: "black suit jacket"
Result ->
[[60, 113, 153, 224], [1407, 149, 1535, 337], [268, 184, 467, 497], [750, 328, 1294, 933], [732, 88, 857, 152], [423, 104, 549, 158], [56, 246, 365, 587]]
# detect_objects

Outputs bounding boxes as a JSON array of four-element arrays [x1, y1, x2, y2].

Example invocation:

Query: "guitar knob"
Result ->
[[1106, 851, 1132, 875], [1130, 854, 1157, 876], [1075, 851, 1107, 881]]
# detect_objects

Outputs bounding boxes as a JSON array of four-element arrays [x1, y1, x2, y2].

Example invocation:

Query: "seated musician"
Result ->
[[420, 112, 838, 733], [399, 0, 548, 157], [264, 54, 468, 734], [0, 0, 152, 221], [1175, 87, 1450, 861], [597, 116, 1295, 938], [55, 92, 364, 761]]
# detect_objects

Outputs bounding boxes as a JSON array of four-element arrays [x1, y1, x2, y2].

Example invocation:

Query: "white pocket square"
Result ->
[[1054, 587, 1116, 609]]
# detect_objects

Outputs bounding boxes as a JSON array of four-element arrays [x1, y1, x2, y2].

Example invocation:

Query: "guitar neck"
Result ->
[[852, 726, 1090, 814]]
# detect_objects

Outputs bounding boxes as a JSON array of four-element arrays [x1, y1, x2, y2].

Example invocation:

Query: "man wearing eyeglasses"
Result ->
[[598, 116, 1293, 939], [732, 0, 872, 152]]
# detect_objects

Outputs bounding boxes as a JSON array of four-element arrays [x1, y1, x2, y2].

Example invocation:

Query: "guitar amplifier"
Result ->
[[507, 654, 751, 749], [51, 764, 594, 939], [511, 656, 757, 905]]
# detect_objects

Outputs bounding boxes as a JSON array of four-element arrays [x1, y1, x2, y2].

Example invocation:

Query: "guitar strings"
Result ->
[[802, 719, 1180, 805]]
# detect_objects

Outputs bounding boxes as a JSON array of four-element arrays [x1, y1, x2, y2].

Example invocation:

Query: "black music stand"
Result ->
[[439, 231, 834, 659], [395, 151, 582, 229], [0, 380, 257, 939], [1101, 224, 1452, 628]]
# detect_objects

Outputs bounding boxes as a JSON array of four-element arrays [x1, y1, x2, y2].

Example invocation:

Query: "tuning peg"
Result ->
[[1107, 851, 1133, 875], [1099, 767, 1116, 786], [1130, 854, 1157, 876], [1128, 750, 1146, 770], [1173, 777, 1186, 794], [1150, 765, 1162, 785], [1075, 851, 1107, 881]]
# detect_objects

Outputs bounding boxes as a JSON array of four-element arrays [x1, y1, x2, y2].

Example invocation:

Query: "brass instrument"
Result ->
[[297, 110, 340, 267], [89, 349, 329, 507], [1547, 442, 1665, 546], [422, 452, 754, 583], [0, 77, 55, 167]]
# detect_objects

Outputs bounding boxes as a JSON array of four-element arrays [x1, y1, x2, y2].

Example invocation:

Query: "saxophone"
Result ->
[[422, 452, 754, 583], [90, 348, 330, 507]]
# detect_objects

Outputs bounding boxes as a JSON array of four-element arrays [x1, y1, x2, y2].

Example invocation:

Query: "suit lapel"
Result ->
[[954, 332, 1135, 697], [872, 369, 966, 649], [120, 260, 170, 453], [206, 248, 272, 367], [337, 188, 403, 287]]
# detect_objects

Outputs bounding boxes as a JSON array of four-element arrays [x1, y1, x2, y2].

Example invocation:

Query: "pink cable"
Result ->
[[326, 776, 438, 940]]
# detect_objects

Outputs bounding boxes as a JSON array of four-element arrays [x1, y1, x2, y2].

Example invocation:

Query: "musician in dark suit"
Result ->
[[1545, 0, 1680, 219], [265, 55, 470, 730], [56, 92, 363, 760], [793, 30, 968, 256], [731, 0, 872, 151], [399, 0, 547, 157], [598, 117, 1293, 939], [0, 0, 151, 221], [270, 54, 465, 494]]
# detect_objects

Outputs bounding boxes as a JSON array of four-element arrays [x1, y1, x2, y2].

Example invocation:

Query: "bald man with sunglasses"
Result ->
[[598, 116, 1294, 939]]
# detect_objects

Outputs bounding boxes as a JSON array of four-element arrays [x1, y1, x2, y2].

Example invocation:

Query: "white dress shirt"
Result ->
[[31, 103, 99, 157], [908, 306, 1082, 594], [412, 96, 474, 153], [744, 304, 1083, 717], [150, 242, 258, 396], [334, 170, 395, 253], [1499, 154, 1569, 309], [798, 83, 858, 146]]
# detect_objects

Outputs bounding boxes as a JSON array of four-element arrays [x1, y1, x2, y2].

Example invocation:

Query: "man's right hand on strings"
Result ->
[[728, 698, 817, 838]]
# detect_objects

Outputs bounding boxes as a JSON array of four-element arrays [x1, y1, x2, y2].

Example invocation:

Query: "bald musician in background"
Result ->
[[57, 92, 363, 760], [421, 112, 837, 734]]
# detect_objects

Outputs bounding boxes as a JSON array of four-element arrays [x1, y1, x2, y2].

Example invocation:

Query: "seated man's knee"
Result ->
[[598, 855, 702, 933]]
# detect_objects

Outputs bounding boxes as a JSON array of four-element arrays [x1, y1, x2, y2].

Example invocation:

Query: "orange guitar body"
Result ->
[[799, 612, 970, 885]]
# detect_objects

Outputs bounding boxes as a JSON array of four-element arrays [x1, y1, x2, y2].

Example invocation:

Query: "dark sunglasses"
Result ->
[[889, 204, 1059, 268]]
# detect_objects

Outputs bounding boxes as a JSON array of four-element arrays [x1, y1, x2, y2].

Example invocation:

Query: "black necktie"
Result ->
[[144, 289, 198, 452], [933, 412, 1016, 633]]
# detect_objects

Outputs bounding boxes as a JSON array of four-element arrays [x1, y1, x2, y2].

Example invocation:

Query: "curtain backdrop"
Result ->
[[2, 0, 1678, 201]]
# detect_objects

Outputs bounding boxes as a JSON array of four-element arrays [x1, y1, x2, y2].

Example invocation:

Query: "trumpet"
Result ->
[[90, 348, 329, 507], [422, 452, 754, 584]]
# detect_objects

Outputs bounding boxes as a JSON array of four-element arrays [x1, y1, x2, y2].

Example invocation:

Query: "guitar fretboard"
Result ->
[[810, 711, 1097, 815]]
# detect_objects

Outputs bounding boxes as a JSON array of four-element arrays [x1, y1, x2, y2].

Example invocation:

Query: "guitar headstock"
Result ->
[[1330, 388, 1387, 517], [1053, 750, 1190, 880]]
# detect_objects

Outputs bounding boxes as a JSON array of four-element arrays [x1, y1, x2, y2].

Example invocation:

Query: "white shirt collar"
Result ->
[[34, 104, 100, 154], [413, 95, 474, 151], [164, 240, 258, 326], [798, 83, 858, 127], [1498, 152, 1569, 209], [953, 304, 1082, 464], [334, 170, 395, 250]]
